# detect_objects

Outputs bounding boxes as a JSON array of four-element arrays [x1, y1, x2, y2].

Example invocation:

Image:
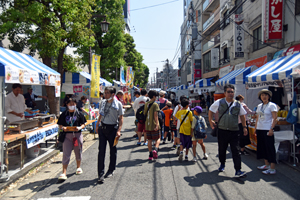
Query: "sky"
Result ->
[[129, 0, 183, 82]]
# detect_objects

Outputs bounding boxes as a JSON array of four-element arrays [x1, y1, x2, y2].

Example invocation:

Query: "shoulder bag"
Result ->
[[179, 111, 191, 130], [210, 101, 233, 137]]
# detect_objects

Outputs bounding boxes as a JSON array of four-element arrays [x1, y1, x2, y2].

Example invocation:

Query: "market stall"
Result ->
[[246, 52, 300, 164], [0, 47, 61, 180], [189, 78, 215, 108]]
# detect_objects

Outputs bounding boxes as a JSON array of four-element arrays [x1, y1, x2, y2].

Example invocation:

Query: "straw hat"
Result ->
[[258, 89, 272, 98]]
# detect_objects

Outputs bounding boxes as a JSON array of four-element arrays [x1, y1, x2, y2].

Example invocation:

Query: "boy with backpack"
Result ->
[[175, 98, 193, 161], [162, 101, 173, 144], [191, 106, 208, 162], [144, 90, 161, 160]]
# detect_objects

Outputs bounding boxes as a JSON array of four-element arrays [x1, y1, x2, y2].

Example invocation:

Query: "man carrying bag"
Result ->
[[208, 84, 248, 178]]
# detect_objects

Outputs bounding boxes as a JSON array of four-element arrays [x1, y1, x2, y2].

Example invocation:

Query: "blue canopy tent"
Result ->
[[246, 52, 300, 166], [188, 78, 215, 95], [0, 47, 61, 180], [176, 84, 189, 98]]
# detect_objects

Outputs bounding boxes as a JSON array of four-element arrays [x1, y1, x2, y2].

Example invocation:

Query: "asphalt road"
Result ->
[[27, 110, 300, 200]]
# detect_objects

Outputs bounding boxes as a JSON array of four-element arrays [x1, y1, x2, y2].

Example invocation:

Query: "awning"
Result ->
[[246, 53, 300, 83], [193, 78, 214, 88], [100, 78, 112, 86], [62, 72, 91, 84], [217, 65, 257, 86], [0, 47, 60, 85], [177, 85, 188, 90], [113, 80, 122, 87]]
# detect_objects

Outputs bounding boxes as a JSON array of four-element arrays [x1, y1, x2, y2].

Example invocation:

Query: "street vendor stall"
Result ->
[[246, 52, 300, 165], [188, 78, 215, 108], [0, 47, 61, 181]]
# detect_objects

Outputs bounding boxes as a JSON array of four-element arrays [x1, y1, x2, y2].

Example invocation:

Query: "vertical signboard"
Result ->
[[91, 54, 101, 98], [262, 0, 283, 42], [120, 66, 126, 85], [234, 14, 244, 58]]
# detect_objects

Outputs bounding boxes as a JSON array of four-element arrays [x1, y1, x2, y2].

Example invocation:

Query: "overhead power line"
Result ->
[[130, 0, 179, 12]]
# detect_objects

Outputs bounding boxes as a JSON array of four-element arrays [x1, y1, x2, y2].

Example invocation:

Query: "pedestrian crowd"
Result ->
[[56, 84, 278, 183]]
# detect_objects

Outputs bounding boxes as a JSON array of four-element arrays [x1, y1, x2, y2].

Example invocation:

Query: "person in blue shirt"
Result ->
[[23, 87, 47, 109]]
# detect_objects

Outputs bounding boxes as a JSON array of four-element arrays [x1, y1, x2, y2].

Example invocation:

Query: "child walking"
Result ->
[[162, 101, 173, 144], [191, 106, 208, 162], [175, 98, 193, 161]]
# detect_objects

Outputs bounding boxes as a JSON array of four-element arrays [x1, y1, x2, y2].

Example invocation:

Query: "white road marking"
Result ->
[[37, 197, 91, 200]]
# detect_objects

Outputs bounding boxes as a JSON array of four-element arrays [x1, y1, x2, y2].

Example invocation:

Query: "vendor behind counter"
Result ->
[[5, 83, 33, 124]]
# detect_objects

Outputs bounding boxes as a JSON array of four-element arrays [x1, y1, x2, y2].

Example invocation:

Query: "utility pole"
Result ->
[[166, 59, 169, 89]]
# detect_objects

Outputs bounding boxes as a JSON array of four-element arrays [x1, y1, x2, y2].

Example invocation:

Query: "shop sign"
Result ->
[[246, 81, 280, 89], [234, 62, 245, 70], [262, 0, 283, 42], [26, 124, 59, 148], [55, 75, 61, 97], [211, 48, 219, 68], [5, 66, 20, 83], [73, 85, 82, 93], [245, 56, 268, 68], [234, 14, 244, 58], [219, 65, 233, 78], [286, 44, 300, 56]]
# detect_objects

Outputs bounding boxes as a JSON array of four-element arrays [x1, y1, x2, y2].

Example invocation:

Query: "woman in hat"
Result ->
[[57, 98, 87, 180], [255, 89, 278, 175]]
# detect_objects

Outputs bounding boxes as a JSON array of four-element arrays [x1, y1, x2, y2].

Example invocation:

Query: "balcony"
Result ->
[[219, 58, 230, 66], [202, 7, 220, 34], [202, 34, 220, 52], [203, 0, 219, 13]]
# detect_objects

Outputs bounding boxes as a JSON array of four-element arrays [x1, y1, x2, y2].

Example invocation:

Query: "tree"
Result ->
[[76, 0, 126, 83], [0, 0, 95, 115], [123, 34, 149, 88]]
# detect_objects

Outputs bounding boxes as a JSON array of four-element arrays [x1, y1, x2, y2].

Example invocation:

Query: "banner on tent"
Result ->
[[91, 54, 101, 98], [55, 75, 61, 97], [246, 81, 280, 89], [120, 66, 126, 85], [126, 67, 131, 87], [26, 124, 59, 148], [130, 69, 134, 88]]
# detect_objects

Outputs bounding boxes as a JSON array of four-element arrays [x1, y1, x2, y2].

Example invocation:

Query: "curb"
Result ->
[[0, 149, 60, 191]]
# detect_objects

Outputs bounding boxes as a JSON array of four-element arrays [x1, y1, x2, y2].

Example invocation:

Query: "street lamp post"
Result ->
[[88, 15, 110, 74]]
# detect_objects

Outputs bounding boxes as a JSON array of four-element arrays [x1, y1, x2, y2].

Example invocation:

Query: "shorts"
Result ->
[[173, 129, 178, 137], [191, 135, 204, 142], [146, 130, 160, 140], [137, 122, 145, 132], [164, 126, 169, 134], [180, 133, 192, 149]]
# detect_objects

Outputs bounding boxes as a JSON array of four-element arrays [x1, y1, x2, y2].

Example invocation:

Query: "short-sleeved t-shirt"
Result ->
[[144, 100, 160, 131], [99, 100, 124, 125], [57, 110, 87, 133], [256, 102, 278, 130], [163, 108, 173, 127], [175, 110, 193, 135]]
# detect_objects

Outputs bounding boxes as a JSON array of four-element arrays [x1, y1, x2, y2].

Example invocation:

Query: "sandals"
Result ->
[[76, 168, 83, 175], [58, 174, 67, 180]]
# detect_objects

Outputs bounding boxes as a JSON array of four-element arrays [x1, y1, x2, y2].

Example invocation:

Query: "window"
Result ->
[[222, 10, 230, 29], [296, 0, 300, 15], [195, 59, 201, 69], [198, 10, 201, 22], [224, 47, 230, 60], [235, 0, 243, 14], [253, 26, 266, 51], [203, 52, 212, 73]]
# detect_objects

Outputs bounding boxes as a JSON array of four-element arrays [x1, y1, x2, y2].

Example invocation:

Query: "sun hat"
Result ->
[[258, 89, 272, 98], [166, 101, 172, 106], [159, 90, 166, 96]]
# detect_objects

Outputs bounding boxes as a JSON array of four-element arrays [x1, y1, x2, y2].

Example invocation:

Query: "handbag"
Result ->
[[58, 132, 66, 143], [179, 111, 191, 129], [210, 101, 233, 137], [194, 116, 206, 139]]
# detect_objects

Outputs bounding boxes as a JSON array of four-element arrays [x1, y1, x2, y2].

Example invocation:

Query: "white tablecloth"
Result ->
[[274, 130, 296, 152]]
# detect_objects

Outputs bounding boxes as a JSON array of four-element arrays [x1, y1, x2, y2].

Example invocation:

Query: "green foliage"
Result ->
[[51, 54, 83, 73], [124, 34, 149, 88]]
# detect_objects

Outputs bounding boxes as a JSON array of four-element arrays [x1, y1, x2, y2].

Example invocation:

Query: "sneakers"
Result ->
[[104, 171, 114, 178], [192, 157, 197, 162], [171, 145, 176, 150], [203, 153, 208, 160], [148, 152, 153, 160], [218, 164, 225, 172], [137, 142, 142, 145], [257, 165, 270, 170], [153, 150, 158, 159], [235, 170, 247, 177], [143, 142, 148, 146], [240, 151, 249, 156], [98, 174, 105, 183], [136, 137, 139, 140], [262, 169, 276, 175], [76, 168, 83, 175], [185, 155, 188, 161], [162, 140, 166, 144], [178, 152, 183, 161], [176, 146, 181, 156]]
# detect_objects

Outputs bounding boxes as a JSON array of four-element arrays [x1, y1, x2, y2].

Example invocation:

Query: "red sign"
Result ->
[[264, 0, 283, 41], [194, 69, 201, 78], [286, 44, 300, 56], [245, 56, 268, 68]]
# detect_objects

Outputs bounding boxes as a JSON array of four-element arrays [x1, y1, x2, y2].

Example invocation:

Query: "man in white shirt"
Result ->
[[133, 89, 149, 145], [5, 84, 33, 123], [208, 84, 248, 178]]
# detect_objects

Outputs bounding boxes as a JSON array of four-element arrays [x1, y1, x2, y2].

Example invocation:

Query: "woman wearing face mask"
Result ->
[[57, 98, 87, 180]]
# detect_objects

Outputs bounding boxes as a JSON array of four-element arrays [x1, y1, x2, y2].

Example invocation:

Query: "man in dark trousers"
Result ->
[[208, 84, 248, 178], [96, 86, 124, 183]]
